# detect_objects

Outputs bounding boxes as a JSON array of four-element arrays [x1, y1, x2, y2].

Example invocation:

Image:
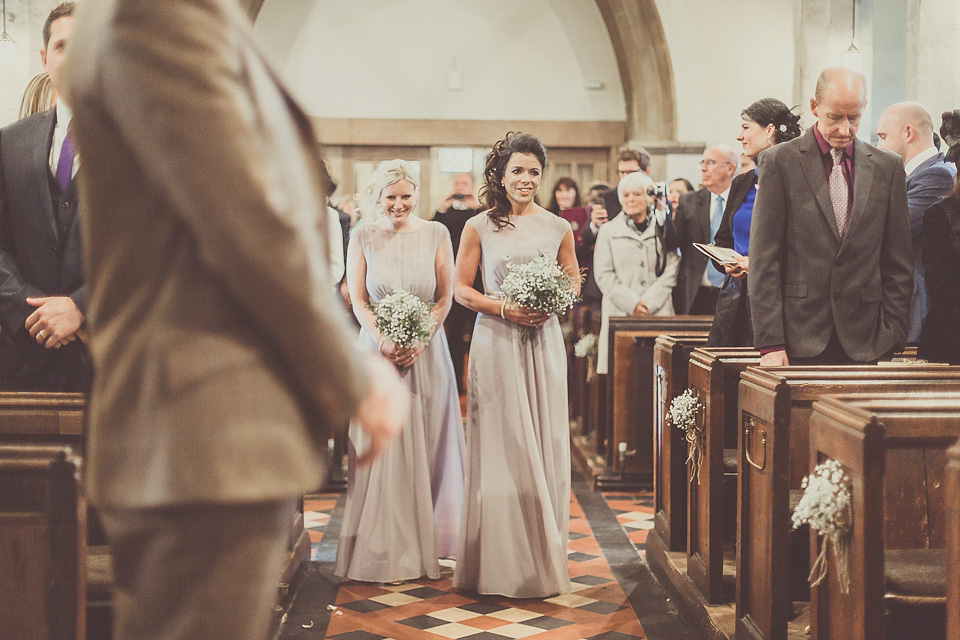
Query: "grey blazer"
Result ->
[[904, 152, 956, 342], [749, 128, 913, 361], [63, 0, 368, 509]]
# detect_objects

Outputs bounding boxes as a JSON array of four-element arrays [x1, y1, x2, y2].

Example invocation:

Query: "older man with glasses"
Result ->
[[668, 145, 738, 314]]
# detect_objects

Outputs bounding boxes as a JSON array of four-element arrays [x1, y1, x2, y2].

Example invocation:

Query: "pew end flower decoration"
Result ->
[[499, 253, 579, 341], [791, 458, 852, 593], [368, 289, 436, 366], [667, 389, 704, 484], [574, 333, 599, 382]]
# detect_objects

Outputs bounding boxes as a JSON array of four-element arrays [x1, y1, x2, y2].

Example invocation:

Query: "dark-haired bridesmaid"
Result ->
[[707, 98, 802, 346]]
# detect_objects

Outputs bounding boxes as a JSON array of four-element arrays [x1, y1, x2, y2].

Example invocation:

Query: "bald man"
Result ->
[[750, 67, 912, 365], [876, 102, 957, 343], [669, 145, 738, 314]]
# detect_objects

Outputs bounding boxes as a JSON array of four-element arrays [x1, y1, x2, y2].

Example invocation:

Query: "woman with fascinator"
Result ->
[[918, 110, 960, 363], [707, 98, 802, 346]]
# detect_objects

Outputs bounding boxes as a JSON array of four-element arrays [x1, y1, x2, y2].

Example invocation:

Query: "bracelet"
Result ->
[[500, 300, 507, 319], [378, 339, 384, 353]]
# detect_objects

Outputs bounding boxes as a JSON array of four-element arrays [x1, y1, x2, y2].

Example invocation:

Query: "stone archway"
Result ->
[[242, 0, 679, 147]]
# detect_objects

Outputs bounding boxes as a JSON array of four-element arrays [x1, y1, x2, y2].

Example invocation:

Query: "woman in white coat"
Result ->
[[594, 171, 680, 374]]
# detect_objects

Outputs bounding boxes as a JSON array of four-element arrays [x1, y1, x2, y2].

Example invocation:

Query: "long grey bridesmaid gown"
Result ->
[[453, 211, 572, 598], [335, 221, 465, 583]]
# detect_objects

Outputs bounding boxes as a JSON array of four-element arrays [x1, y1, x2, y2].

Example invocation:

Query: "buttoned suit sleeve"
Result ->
[[879, 160, 914, 346], [0, 126, 50, 335], [748, 148, 788, 349], [82, 0, 367, 426], [908, 163, 956, 239]]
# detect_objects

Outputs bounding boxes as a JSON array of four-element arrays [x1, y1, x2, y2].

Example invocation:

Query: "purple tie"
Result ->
[[55, 129, 75, 192]]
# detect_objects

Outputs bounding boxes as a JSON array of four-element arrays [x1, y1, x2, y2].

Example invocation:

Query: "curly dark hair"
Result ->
[[546, 177, 581, 214], [482, 132, 547, 231], [743, 98, 802, 144], [941, 109, 960, 199]]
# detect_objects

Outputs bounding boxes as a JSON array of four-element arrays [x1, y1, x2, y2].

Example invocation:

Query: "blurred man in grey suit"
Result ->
[[63, 0, 406, 639], [750, 67, 913, 366], [876, 101, 957, 343]]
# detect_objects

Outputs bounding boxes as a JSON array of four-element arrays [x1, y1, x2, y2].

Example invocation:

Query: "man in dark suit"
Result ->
[[0, 2, 88, 391], [64, 0, 407, 638], [669, 145, 737, 314], [750, 67, 913, 366], [876, 101, 957, 343]]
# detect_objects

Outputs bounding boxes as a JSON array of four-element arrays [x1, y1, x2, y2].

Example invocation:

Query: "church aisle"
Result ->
[[278, 479, 694, 639]]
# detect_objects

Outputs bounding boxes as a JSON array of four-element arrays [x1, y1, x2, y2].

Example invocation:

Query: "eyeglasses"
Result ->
[[699, 159, 734, 168]]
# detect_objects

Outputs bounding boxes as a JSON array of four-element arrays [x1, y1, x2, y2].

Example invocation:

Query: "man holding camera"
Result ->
[[434, 173, 481, 393], [669, 145, 738, 314]]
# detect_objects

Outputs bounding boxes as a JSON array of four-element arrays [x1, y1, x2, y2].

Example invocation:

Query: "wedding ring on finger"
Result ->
[[37, 330, 45, 342]]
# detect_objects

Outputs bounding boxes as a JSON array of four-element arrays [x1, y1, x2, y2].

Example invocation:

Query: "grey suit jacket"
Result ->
[[749, 128, 913, 361], [904, 152, 956, 342], [63, 0, 368, 509], [0, 109, 87, 382], [669, 188, 711, 314]]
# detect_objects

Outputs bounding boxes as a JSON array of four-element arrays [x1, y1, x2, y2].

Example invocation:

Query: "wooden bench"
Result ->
[[0, 392, 312, 639], [0, 443, 87, 640], [600, 316, 712, 486], [735, 365, 960, 640], [946, 439, 960, 640], [685, 347, 761, 603], [651, 334, 710, 551], [808, 392, 960, 639]]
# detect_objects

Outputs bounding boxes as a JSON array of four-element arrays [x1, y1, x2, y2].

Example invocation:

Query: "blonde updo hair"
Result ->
[[363, 159, 420, 217], [617, 171, 655, 206]]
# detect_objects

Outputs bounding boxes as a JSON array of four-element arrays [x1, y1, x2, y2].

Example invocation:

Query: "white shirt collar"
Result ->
[[55, 100, 72, 130], [904, 146, 939, 176], [712, 187, 731, 206]]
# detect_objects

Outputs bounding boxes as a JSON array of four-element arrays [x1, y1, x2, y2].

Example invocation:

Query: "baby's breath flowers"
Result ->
[[792, 458, 852, 592], [574, 333, 598, 359], [667, 389, 704, 484], [499, 253, 579, 341], [368, 289, 436, 352]]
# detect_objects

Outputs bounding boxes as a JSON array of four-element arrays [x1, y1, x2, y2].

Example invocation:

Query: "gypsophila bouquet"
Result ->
[[368, 289, 436, 351], [499, 253, 579, 341], [667, 389, 705, 484], [574, 333, 598, 359], [792, 458, 852, 592]]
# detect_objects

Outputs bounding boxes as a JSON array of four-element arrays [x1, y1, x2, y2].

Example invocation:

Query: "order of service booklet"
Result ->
[[692, 243, 744, 266]]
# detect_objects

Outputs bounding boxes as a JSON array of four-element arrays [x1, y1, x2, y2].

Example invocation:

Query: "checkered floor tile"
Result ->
[[286, 484, 677, 640]]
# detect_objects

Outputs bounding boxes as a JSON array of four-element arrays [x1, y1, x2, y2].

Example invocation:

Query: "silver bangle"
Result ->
[[500, 300, 507, 319]]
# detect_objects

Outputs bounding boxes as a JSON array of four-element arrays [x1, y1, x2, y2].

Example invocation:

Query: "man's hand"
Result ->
[[589, 203, 608, 229], [759, 349, 790, 367], [25, 297, 84, 348], [354, 354, 408, 466]]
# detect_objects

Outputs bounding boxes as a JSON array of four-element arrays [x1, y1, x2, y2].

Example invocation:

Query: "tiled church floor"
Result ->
[[278, 481, 693, 639]]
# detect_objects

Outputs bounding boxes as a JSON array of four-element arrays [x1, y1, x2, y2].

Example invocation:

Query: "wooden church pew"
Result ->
[[651, 333, 709, 551], [735, 365, 960, 640], [808, 392, 960, 640], [685, 347, 761, 603]]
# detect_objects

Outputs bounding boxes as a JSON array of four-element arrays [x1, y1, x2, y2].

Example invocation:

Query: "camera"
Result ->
[[646, 182, 668, 199], [452, 193, 466, 200]]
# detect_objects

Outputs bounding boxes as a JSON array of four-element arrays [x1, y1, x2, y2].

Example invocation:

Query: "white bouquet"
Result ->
[[792, 458, 852, 592], [499, 253, 579, 341], [574, 333, 598, 359], [667, 389, 704, 484], [368, 289, 436, 350]]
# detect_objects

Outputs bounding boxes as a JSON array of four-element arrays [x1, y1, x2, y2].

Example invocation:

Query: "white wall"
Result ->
[[0, 0, 63, 127], [654, 0, 798, 185], [254, 0, 627, 122]]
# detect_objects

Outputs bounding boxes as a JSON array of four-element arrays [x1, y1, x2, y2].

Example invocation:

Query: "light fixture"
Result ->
[[841, 0, 862, 71], [0, 0, 13, 43]]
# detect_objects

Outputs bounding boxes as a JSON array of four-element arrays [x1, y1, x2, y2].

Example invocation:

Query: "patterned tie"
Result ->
[[706, 195, 725, 286], [829, 148, 849, 237], [55, 128, 75, 192]]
